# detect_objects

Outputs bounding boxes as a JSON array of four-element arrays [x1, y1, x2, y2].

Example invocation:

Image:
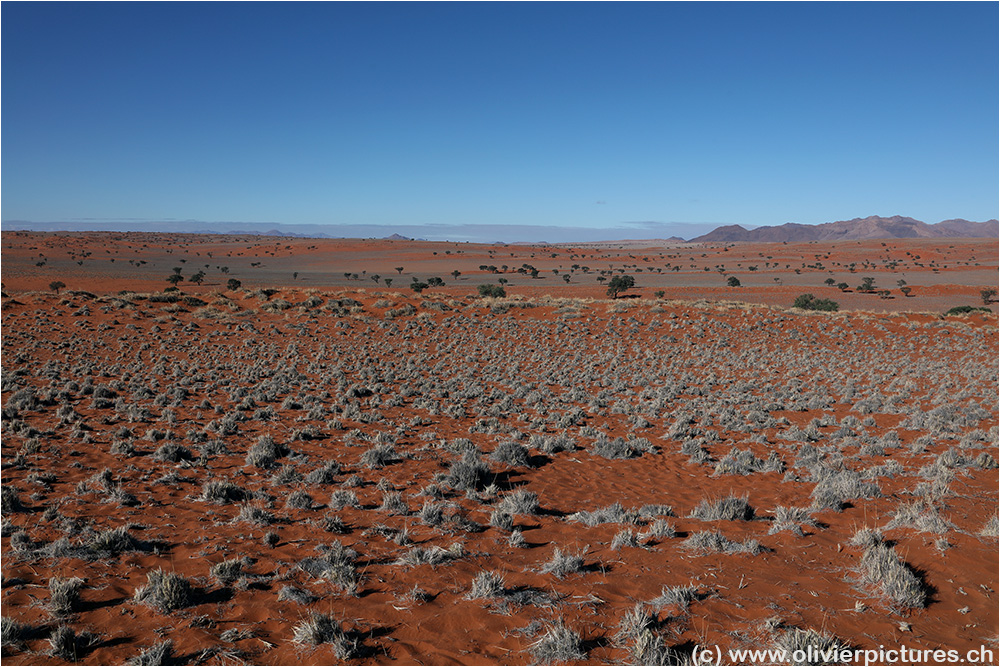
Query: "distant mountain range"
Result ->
[[1, 219, 720, 243], [688, 216, 999, 243]]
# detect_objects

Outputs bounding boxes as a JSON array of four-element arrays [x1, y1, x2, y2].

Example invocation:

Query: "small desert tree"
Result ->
[[478, 284, 506, 298], [49, 280, 66, 294], [166, 274, 184, 287], [606, 274, 635, 299], [190, 271, 206, 286], [793, 293, 839, 311], [452, 270, 461, 280], [981, 288, 997, 305], [226, 278, 242, 291], [395, 267, 404, 275], [727, 276, 741, 287], [384, 278, 393, 288]]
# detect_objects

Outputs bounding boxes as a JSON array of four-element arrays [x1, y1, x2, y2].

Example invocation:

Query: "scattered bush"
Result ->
[[466, 570, 506, 600], [490, 440, 531, 467], [689, 495, 755, 521], [478, 284, 506, 298], [210, 559, 245, 586], [292, 612, 357, 658], [527, 620, 586, 664], [133, 570, 195, 612], [278, 586, 317, 605], [857, 542, 927, 609], [48, 625, 97, 662], [538, 547, 586, 578], [944, 305, 991, 316], [683, 530, 764, 555], [48, 577, 85, 616], [496, 489, 540, 515], [445, 451, 492, 492], [245, 435, 289, 469], [793, 294, 839, 311], [200, 479, 250, 504], [126, 640, 174, 666]]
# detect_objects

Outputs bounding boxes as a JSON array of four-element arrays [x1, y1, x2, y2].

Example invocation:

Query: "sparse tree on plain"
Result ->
[[793, 293, 839, 311], [606, 274, 635, 299], [478, 284, 506, 298]]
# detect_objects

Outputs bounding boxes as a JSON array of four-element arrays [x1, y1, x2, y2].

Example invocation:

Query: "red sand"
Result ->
[[1, 232, 997, 665]]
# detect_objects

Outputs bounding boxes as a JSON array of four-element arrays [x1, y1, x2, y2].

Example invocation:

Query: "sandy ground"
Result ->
[[1, 232, 996, 314], [1, 232, 997, 665]]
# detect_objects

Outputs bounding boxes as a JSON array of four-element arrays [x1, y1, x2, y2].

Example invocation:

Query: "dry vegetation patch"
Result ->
[[0, 254, 996, 664]]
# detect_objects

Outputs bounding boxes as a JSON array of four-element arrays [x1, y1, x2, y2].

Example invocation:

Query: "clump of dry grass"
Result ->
[[133, 570, 195, 612]]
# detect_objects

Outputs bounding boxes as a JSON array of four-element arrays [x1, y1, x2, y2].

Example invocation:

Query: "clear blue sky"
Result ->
[[3, 2, 997, 237]]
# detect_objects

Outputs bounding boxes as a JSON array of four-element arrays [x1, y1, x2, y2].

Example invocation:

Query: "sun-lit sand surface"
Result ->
[[1, 231, 996, 665]]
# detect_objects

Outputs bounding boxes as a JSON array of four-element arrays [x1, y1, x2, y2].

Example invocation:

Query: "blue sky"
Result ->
[[2, 2, 997, 240]]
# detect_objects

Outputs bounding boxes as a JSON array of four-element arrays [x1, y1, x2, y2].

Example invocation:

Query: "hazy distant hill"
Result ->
[[2, 219, 719, 244], [689, 216, 999, 243]]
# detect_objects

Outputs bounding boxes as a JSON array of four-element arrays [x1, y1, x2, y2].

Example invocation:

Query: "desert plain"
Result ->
[[1, 231, 997, 665]]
